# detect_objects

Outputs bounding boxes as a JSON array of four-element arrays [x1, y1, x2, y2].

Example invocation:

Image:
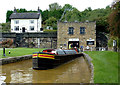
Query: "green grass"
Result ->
[[0, 48, 46, 58], [84, 51, 118, 83]]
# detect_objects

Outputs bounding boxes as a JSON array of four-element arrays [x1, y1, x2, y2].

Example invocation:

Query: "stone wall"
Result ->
[[0, 55, 32, 65], [26, 38, 57, 49], [1, 38, 57, 49], [57, 22, 96, 49], [83, 53, 94, 83]]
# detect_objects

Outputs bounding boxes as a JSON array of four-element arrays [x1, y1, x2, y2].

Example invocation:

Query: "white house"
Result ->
[[10, 7, 43, 33]]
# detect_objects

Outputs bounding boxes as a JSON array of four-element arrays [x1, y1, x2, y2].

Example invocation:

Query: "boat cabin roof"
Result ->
[[42, 49, 77, 55]]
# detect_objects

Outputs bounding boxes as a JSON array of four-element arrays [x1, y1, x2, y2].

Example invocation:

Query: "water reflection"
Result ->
[[0, 57, 91, 83]]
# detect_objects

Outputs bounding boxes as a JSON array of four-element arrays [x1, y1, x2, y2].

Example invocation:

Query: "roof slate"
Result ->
[[10, 13, 40, 19]]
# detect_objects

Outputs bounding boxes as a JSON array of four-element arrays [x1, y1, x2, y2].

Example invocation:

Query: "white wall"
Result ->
[[37, 14, 42, 32], [11, 17, 42, 33]]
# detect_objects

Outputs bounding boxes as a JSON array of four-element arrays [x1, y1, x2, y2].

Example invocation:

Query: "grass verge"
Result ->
[[84, 51, 118, 83], [0, 48, 46, 58]]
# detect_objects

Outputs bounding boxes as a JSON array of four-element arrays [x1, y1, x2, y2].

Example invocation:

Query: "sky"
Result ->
[[0, 0, 113, 23]]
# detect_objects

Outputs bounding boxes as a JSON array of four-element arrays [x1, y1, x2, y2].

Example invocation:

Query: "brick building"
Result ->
[[57, 21, 96, 50]]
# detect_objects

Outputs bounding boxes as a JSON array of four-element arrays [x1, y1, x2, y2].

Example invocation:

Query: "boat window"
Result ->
[[64, 50, 77, 54], [57, 50, 65, 55]]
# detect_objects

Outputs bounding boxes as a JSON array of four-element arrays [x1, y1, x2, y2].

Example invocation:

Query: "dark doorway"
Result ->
[[22, 27, 25, 33], [68, 41, 79, 49]]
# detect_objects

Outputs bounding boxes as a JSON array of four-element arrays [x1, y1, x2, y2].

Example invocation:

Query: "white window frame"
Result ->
[[14, 26, 19, 31], [14, 20, 19, 24], [30, 20, 34, 24], [30, 26, 34, 31]]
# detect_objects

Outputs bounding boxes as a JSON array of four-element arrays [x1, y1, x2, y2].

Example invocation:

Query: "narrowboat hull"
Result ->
[[32, 52, 84, 70]]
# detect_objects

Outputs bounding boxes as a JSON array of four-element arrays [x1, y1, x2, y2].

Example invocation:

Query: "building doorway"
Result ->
[[22, 27, 25, 33], [68, 41, 79, 49]]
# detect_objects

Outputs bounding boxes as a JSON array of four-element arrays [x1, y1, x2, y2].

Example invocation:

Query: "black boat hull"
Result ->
[[32, 52, 84, 70]]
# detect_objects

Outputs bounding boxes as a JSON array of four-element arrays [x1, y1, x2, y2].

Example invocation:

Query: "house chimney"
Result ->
[[14, 7, 17, 13], [38, 7, 40, 13]]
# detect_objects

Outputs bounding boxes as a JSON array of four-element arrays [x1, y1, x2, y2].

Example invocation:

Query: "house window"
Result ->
[[14, 26, 19, 31], [80, 27, 85, 34], [87, 41, 94, 45], [30, 26, 34, 31], [68, 27, 74, 35], [30, 20, 34, 24], [14, 20, 19, 24]]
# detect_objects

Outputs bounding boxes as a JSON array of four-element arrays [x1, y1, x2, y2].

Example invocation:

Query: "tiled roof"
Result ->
[[10, 13, 40, 19]]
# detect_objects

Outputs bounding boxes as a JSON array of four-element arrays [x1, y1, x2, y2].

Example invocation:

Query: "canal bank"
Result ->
[[0, 55, 32, 65], [83, 53, 94, 83]]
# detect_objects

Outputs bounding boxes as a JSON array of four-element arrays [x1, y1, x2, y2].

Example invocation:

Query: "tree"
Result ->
[[84, 7, 92, 12], [108, 1, 120, 37], [49, 3, 62, 11], [42, 10, 49, 24], [1, 22, 10, 32], [44, 17, 57, 30], [62, 4, 73, 11], [96, 18, 109, 33], [108, 1, 120, 51], [64, 8, 81, 22], [18, 8, 27, 13], [6, 10, 13, 22]]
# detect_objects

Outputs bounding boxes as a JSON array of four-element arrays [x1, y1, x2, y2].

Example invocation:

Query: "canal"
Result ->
[[0, 57, 91, 83]]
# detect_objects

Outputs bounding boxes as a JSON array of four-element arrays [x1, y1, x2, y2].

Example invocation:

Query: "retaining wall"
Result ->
[[83, 53, 94, 83], [0, 55, 32, 65]]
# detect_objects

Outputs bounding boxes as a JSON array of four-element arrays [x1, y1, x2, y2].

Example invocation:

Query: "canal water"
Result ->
[[0, 57, 91, 83]]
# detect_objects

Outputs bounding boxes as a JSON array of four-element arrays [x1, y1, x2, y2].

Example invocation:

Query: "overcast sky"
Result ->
[[0, 0, 113, 23]]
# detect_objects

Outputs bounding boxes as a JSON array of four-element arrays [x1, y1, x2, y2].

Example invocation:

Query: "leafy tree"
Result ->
[[6, 10, 13, 22], [108, 1, 120, 51], [62, 8, 81, 22], [62, 4, 73, 11], [17, 8, 27, 13], [1, 22, 10, 32], [44, 17, 57, 30], [49, 3, 62, 11], [108, 1, 120, 37], [96, 18, 109, 33], [48, 9, 63, 20], [42, 10, 49, 24]]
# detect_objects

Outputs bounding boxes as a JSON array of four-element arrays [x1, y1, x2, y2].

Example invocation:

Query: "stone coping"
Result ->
[[82, 53, 94, 83], [0, 55, 32, 65]]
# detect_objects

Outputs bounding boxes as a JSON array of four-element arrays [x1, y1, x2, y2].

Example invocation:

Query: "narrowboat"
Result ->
[[32, 49, 83, 70]]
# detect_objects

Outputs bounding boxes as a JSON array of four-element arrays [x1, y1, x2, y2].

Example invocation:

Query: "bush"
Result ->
[[43, 29, 57, 32], [108, 36, 119, 48]]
